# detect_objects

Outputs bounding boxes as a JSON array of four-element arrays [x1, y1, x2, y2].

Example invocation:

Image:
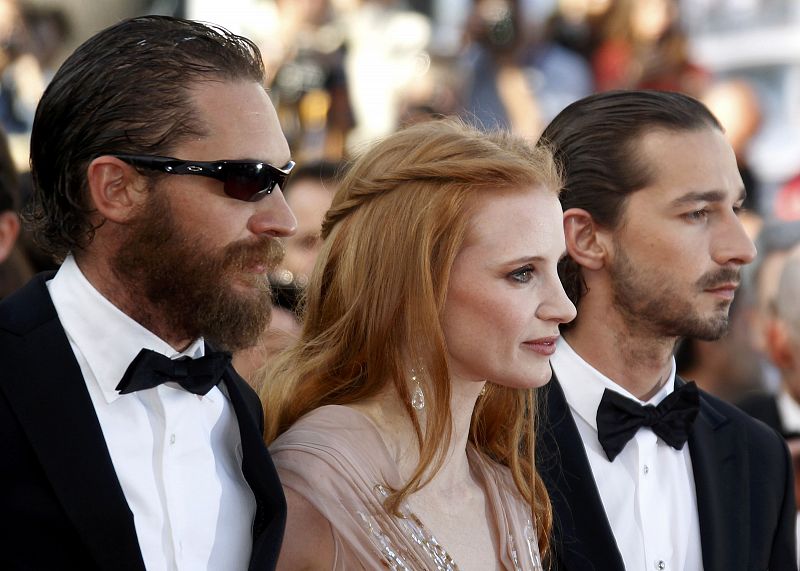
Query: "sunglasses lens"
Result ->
[[223, 164, 278, 201], [224, 173, 265, 201]]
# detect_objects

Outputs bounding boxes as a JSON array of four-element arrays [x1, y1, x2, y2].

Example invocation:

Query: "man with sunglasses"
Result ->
[[0, 16, 296, 571]]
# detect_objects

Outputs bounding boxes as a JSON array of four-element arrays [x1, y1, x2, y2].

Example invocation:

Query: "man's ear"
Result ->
[[563, 208, 609, 271], [0, 210, 20, 263], [86, 156, 148, 224], [766, 318, 795, 370]]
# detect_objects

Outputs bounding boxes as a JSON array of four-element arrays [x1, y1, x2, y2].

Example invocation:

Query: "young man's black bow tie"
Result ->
[[116, 348, 231, 396], [596, 381, 700, 461]]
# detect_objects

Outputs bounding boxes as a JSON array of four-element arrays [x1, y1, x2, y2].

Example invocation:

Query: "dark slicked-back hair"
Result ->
[[28, 15, 266, 259], [538, 90, 723, 308]]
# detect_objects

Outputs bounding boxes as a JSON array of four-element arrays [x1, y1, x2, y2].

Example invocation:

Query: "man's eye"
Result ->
[[685, 209, 709, 221]]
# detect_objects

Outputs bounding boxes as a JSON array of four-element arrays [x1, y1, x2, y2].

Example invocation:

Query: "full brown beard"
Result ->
[[111, 189, 285, 351]]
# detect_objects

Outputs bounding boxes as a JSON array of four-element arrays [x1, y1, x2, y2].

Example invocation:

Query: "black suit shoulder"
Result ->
[[691, 384, 796, 571], [0, 272, 57, 336], [698, 387, 787, 451], [0, 274, 146, 570], [539, 375, 797, 571], [736, 391, 784, 435]]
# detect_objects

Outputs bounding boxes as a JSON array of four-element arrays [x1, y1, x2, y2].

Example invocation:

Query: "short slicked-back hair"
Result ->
[[538, 90, 723, 306], [28, 15, 266, 259]]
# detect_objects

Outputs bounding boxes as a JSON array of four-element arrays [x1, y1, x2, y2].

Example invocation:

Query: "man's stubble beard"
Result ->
[[609, 240, 738, 342], [111, 189, 284, 351]]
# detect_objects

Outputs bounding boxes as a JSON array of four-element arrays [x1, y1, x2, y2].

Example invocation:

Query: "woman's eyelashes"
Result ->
[[508, 264, 535, 284]]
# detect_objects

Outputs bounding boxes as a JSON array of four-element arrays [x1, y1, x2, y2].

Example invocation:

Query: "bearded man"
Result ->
[[0, 16, 296, 571], [536, 90, 796, 571]]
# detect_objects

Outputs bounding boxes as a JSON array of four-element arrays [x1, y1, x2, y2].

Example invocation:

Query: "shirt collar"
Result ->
[[48, 254, 206, 404], [777, 389, 800, 434], [551, 336, 676, 432]]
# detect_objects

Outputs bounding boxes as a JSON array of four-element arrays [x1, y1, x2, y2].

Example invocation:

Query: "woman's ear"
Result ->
[[563, 208, 609, 271], [86, 156, 148, 224]]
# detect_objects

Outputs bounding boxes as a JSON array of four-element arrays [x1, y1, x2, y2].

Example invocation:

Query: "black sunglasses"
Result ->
[[112, 154, 296, 202]]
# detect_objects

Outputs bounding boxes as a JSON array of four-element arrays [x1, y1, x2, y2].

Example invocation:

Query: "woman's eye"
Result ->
[[509, 267, 534, 284]]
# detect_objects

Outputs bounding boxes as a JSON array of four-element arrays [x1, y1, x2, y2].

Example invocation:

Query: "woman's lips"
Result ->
[[523, 335, 559, 356]]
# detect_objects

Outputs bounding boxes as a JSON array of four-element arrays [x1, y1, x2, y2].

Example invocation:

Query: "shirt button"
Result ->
[[642, 464, 650, 475], [169, 434, 176, 445], [655, 560, 666, 570]]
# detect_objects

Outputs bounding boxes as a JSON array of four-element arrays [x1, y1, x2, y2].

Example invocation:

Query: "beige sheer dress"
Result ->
[[270, 405, 545, 570]]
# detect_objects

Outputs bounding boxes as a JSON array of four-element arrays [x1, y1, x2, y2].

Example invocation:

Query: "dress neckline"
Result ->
[[297, 404, 542, 570]]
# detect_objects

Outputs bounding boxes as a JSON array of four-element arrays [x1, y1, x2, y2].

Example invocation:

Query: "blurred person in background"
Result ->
[[592, 0, 708, 95], [0, 16, 294, 570], [461, 0, 543, 138], [270, 160, 342, 297], [741, 221, 800, 391], [701, 78, 765, 237], [341, 0, 431, 151], [257, 0, 354, 160], [738, 248, 800, 567], [234, 160, 342, 385], [0, 121, 31, 299], [0, 0, 31, 134], [543, 0, 611, 63], [739, 246, 800, 438], [537, 90, 794, 571], [773, 159, 800, 221], [262, 119, 575, 570], [520, 13, 594, 129]]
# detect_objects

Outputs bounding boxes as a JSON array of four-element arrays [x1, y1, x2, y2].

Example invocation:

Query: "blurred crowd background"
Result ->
[[5, 0, 800, 406]]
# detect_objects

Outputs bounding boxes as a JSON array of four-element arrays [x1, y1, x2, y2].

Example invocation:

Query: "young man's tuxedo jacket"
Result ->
[[0, 274, 287, 570], [538, 373, 796, 571]]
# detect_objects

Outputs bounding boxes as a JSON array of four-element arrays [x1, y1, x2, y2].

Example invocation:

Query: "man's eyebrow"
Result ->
[[669, 188, 747, 207]]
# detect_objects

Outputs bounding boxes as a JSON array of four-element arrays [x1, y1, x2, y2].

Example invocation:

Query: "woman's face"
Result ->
[[441, 186, 576, 389]]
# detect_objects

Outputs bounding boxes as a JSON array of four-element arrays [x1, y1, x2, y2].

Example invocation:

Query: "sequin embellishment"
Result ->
[[358, 484, 544, 570]]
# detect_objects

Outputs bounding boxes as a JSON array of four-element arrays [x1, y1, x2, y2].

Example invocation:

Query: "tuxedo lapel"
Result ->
[[684, 377, 748, 571], [539, 376, 625, 571], [223, 369, 286, 571], [1, 276, 145, 570]]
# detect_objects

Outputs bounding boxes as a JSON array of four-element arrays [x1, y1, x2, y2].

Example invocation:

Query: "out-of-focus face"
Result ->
[[112, 80, 297, 350], [441, 186, 576, 389], [277, 177, 336, 287], [605, 127, 756, 341]]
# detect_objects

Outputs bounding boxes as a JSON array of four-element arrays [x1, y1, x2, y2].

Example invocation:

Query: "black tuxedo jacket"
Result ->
[[538, 373, 796, 571], [0, 274, 287, 570], [737, 392, 788, 437]]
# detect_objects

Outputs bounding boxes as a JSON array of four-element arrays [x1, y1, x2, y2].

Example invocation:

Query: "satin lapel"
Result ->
[[539, 376, 625, 571], [222, 369, 286, 571], [1, 276, 144, 570], [683, 377, 747, 571]]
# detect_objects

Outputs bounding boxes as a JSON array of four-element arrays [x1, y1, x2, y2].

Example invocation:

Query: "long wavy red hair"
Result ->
[[259, 118, 562, 557]]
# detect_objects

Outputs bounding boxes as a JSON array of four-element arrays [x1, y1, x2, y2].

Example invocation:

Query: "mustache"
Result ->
[[223, 237, 286, 271], [696, 267, 741, 290]]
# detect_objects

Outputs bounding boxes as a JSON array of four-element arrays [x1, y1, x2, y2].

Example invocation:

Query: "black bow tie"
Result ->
[[596, 381, 700, 461], [116, 348, 231, 396]]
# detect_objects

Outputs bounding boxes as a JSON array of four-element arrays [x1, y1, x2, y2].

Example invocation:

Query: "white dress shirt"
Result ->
[[551, 338, 703, 571], [778, 389, 800, 434], [48, 255, 256, 571]]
